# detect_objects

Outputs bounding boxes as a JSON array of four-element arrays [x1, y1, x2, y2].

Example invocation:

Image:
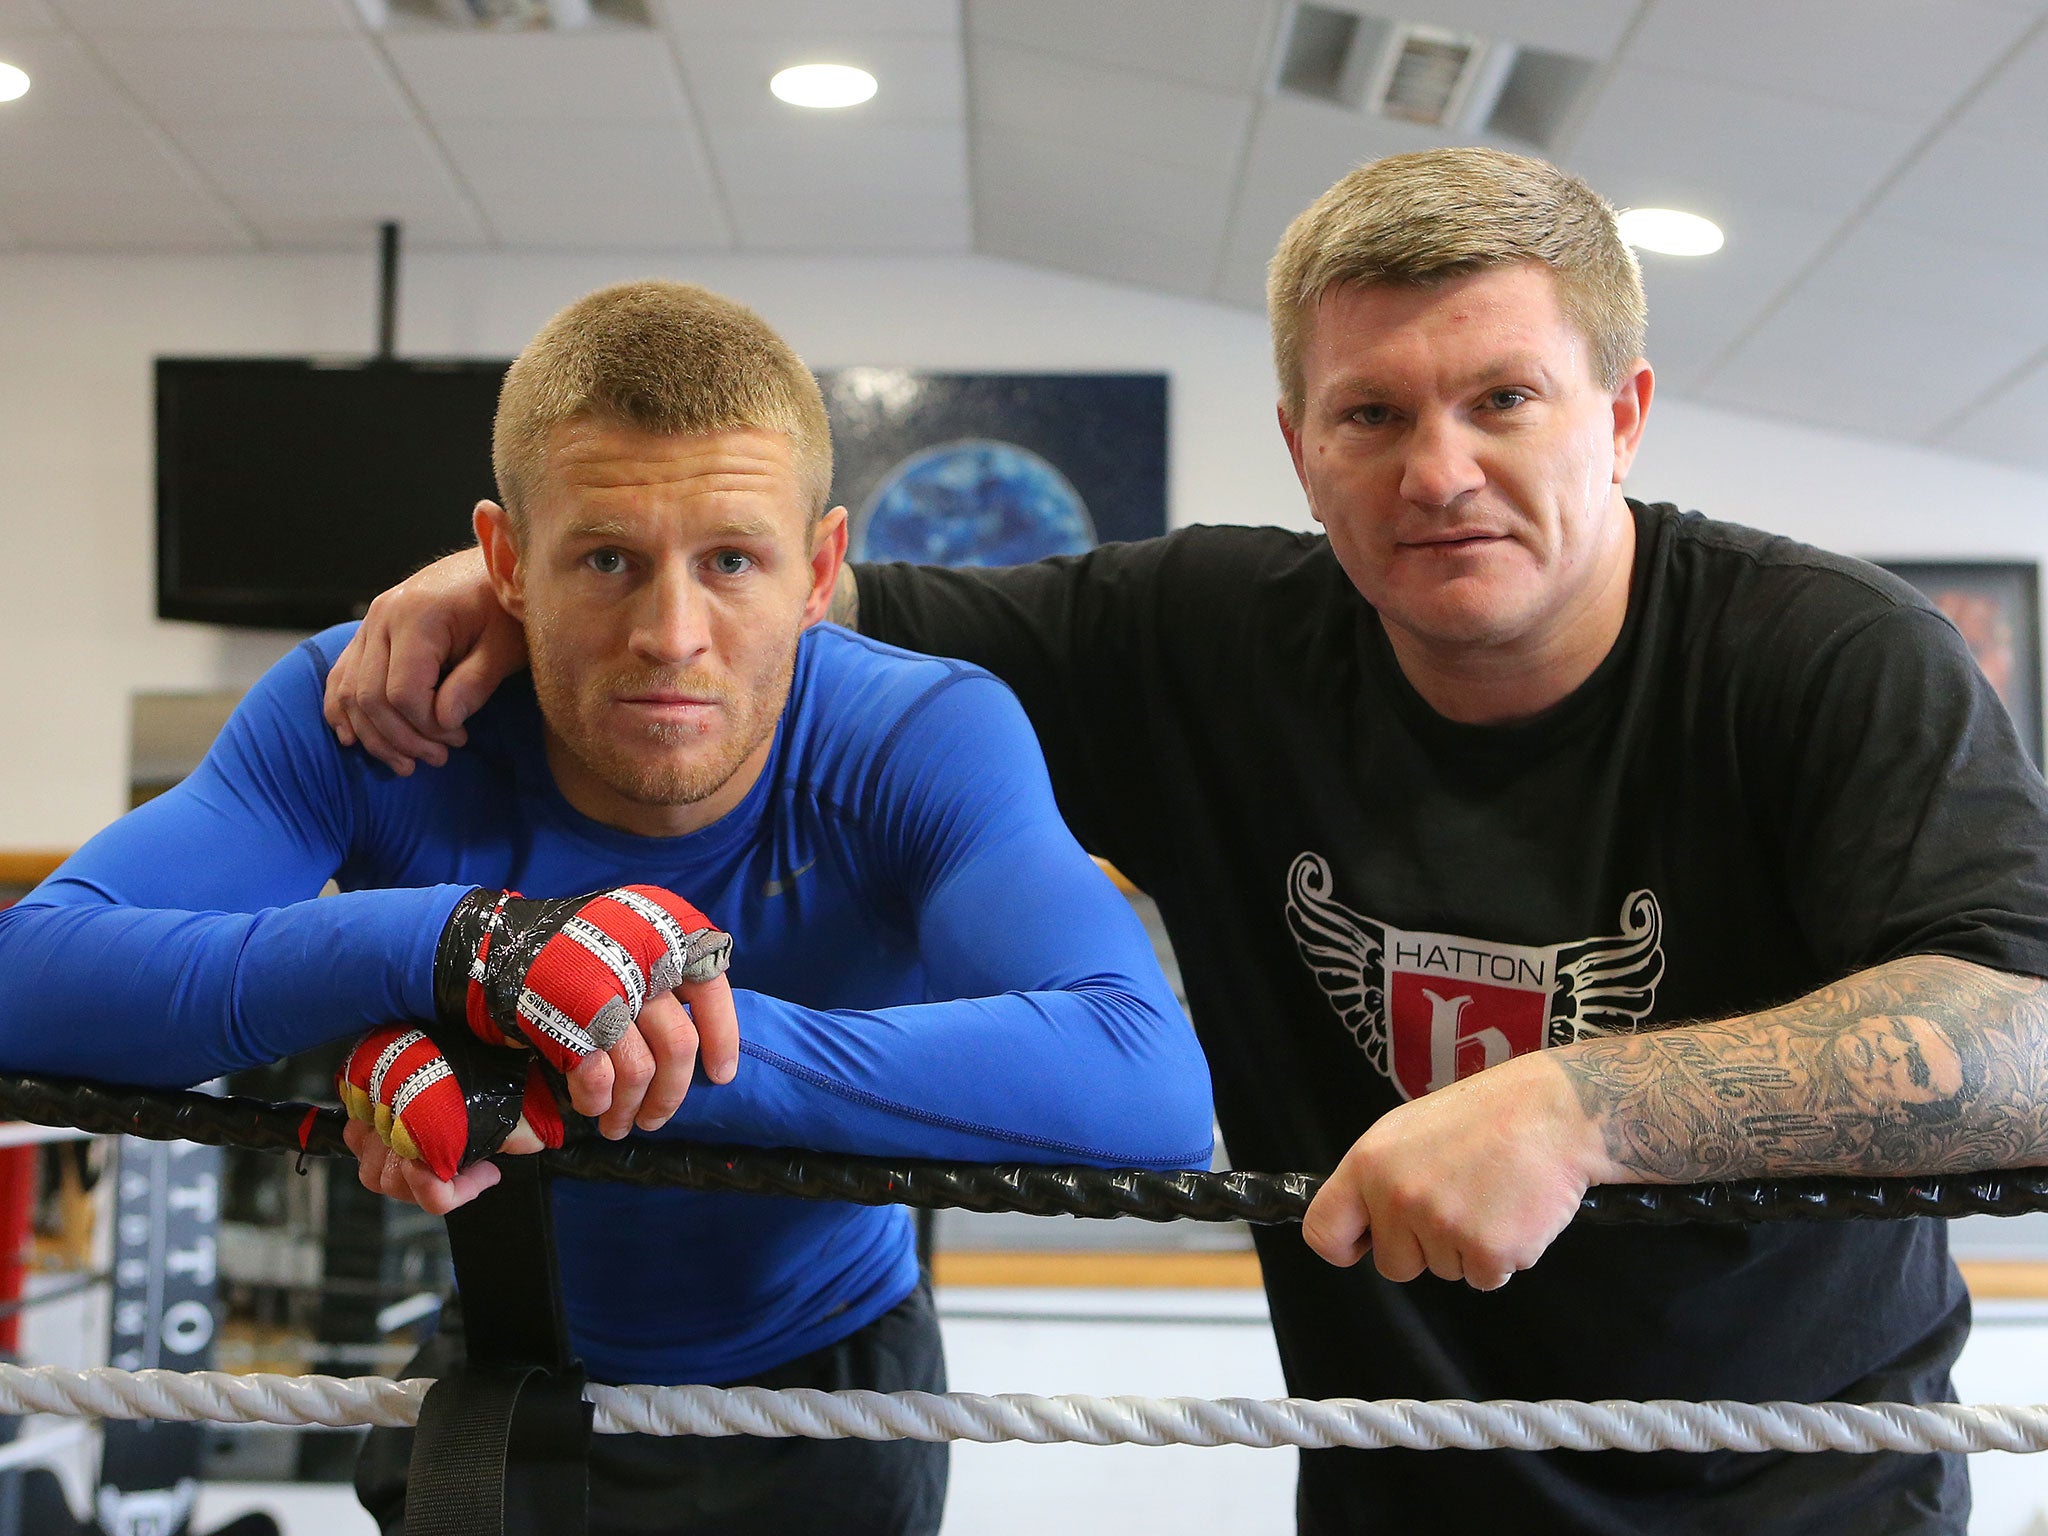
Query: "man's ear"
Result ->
[[801, 506, 850, 630], [1609, 360, 1654, 484], [474, 500, 527, 621], [1277, 402, 1321, 523]]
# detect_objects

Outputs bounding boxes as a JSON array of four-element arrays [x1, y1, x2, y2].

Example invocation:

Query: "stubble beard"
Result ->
[[530, 633, 798, 812]]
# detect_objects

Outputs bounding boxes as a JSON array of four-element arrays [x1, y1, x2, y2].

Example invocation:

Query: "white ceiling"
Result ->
[[1, 0, 2046, 473]]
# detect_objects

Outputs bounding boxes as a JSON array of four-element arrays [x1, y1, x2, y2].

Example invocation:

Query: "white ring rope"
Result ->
[[0, 1365, 2044, 1454]]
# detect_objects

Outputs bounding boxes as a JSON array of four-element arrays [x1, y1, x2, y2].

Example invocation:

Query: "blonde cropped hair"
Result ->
[[493, 279, 833, 530], [1268, 147, 1645, 423]]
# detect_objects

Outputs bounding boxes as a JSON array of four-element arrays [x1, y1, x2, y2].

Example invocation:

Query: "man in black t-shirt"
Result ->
[[325, 149, 2048, 1534]]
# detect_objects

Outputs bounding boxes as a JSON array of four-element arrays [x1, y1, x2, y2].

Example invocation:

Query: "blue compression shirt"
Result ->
[[0, 623, 1213, 1383]]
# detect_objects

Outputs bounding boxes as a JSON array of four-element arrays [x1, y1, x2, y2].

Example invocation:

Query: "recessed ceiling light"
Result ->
[[0, 62, 29, 104], [770, 64, 877, 110], [1618, 207, 1723, 256]]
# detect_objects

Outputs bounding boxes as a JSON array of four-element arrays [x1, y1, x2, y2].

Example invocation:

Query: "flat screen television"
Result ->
[[156, 357, 510, 629]]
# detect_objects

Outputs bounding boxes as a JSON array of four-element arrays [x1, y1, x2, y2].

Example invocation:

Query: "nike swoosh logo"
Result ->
[[761, 858, 817, 900]]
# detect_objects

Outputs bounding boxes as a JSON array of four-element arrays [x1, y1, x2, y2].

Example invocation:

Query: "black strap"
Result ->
[[406, 1365, 535, 1536], [405, 1157, 593, 1536], [443, 1157, 575, 1372]]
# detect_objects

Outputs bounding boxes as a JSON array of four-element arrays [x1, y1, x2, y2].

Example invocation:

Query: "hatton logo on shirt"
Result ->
[[1284, 851, 1665, 1100]]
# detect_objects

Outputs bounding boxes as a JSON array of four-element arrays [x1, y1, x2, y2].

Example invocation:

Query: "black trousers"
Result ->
[[357, 1282, 948, 1536]]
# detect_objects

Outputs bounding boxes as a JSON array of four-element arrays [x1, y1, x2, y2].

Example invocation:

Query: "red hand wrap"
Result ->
[[338, 1025, 565, 1182], [435, 884, 734, 1073]]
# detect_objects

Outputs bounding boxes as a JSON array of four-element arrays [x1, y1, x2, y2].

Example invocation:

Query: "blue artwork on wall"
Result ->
[[817, 371, 1168, 567]]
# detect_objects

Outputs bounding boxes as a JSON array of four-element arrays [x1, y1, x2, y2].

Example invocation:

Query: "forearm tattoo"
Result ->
[[1556, 956, 2048, 1181], [827, 564, 861, 631]]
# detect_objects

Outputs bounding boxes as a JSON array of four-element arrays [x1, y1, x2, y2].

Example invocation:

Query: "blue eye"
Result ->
[[711, 550, 753, 577], [1486, 389, 1528, 411], [1352, 403, 1393, 427], [587, 549, 627, 575]]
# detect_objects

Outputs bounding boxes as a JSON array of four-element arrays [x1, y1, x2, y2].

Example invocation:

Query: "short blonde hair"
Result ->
[[493, 279, 833, 529], [1268, 147, 1645, 423]]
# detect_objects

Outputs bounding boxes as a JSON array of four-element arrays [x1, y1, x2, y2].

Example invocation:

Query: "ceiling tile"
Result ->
[[1215, 95, 1444, 300], [175, 118, 483, 246], [238, 202, 483, 248], [971, 40, 1253, 176], [968, 0, 1282, 94], [451, 189, 710, 249], [670, 29, 962, 126], [977, 124, 1235, 243], [437, 119, 729, 247], [1788, 216, 2048, 339], [0, 109, 209, 194], [977, 193, 1216, 297], [91, 32, 410, 122], [1394, 0, 1640, 60], [1873, 129, 2048, 250], [730, 191, 969, 252], [1949, 23, 2048, 145], [657, 0, 957, 34], [703, 121, 966, 203], [1626, 0, 2032, 120], [1562, 65, 1925, 223], [383, 31, 688, 122], [1552, 155, 1845, 390], [1935, 352, 2048, 474], [1561, 154, 1767, 231], [3, 185, 249, 248], [49, 0, 364, 30], [1701, 297, 2044, 440], [0, 30, 144, 117], [975, 124, 1235, 296], [1631, 221, 1843, 395]]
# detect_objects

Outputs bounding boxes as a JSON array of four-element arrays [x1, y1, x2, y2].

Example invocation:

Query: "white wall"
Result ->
[[1635, 393, 2048, 564], [4, 247, 2046, 847]]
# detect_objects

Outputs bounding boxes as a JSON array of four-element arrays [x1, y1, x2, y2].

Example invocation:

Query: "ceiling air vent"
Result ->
[[1272, 5, 1594, 149], [1376, 25, 1484, 126]]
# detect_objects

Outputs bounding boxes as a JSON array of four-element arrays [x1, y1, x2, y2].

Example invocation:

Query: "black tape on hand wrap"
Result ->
[[340, 1024, 583, 1180]]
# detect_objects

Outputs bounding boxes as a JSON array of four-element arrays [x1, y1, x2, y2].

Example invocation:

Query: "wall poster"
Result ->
[[1879, 560, 2043, 767], [817, 371, 1168, 567]]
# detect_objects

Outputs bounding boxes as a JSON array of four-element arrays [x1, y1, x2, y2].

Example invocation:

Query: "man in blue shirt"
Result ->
[[0, 279, 1213, 1536]]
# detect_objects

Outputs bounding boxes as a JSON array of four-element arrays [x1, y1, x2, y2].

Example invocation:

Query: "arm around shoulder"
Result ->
[[323, 547, 526, 775]]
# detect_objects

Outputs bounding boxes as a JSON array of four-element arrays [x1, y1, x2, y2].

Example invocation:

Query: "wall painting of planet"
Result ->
[[817, 371, 1167, 568]]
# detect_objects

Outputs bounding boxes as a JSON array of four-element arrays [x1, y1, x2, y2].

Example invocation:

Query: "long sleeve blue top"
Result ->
[[0, 623, 1213, 1383]]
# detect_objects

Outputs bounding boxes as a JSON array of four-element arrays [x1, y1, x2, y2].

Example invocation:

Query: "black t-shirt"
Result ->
[[858, 500, 2048, 1535]]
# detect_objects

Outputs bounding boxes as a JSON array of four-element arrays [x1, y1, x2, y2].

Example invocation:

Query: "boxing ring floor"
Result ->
[[16, 1266, 2048, 1536]]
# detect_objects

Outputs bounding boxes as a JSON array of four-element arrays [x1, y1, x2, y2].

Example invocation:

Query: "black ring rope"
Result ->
[[3, 1072, 2046, 1227]]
